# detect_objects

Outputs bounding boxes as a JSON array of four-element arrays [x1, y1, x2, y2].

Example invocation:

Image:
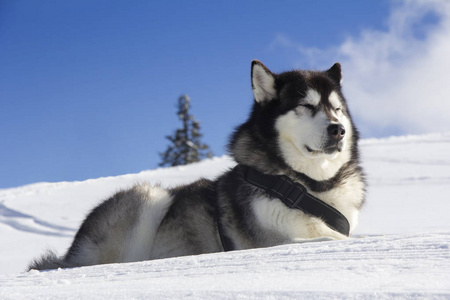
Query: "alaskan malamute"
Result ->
[[29, 60, 365, 270]]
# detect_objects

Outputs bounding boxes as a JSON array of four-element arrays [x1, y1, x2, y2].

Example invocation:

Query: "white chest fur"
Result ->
[[251, 174, 364, 242]]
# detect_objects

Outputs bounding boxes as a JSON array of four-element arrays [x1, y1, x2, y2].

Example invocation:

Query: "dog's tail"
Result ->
[[28, 250, 72, 271]]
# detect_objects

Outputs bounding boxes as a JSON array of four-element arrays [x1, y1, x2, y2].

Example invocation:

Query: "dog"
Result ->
[[29, 60, 365, 270]]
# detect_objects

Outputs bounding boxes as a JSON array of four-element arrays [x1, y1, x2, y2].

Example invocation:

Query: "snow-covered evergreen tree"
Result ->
[[159, 95, 213, 167]]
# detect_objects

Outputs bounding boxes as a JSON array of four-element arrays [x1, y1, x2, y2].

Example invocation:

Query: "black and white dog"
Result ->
[[29, 60, 365, 270]]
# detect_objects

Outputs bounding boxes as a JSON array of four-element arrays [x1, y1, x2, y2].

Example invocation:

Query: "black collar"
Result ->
[[240, 165, 350, 237]]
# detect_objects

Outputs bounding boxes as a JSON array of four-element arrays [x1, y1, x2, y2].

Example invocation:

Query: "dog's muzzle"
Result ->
[[323, 124, 345, 154]]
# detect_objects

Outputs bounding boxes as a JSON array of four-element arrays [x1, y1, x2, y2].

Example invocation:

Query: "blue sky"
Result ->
[[1, 1, 449, 188]]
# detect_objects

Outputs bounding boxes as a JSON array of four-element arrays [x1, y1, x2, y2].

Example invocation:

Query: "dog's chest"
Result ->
[[250, 177, 363, 241], [251, 194, 312, 240]]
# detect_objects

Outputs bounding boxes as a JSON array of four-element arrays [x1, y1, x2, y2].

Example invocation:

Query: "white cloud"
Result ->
[[273, 0, 450, 137]]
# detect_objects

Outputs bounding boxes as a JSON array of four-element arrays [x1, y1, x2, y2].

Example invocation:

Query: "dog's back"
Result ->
[[29, 180, 226, 270]]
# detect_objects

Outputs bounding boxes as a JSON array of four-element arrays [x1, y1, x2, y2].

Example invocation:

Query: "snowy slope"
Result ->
[[1, 133, 450, 299], [1, 233, 449, 299]]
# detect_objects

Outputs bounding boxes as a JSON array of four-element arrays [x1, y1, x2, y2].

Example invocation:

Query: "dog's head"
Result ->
[[248, 60, 357, 178]]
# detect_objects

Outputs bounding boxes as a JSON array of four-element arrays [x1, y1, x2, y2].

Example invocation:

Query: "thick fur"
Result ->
[[29, 61, 365, 271]]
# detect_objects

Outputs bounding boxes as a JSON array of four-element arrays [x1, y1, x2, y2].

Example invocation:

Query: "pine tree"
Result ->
[[159, 94, 213, 167]]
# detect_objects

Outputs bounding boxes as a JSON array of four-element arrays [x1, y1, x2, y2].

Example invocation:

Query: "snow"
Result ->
[[2, 233, 449, 299], [1, 133, 450, 299]]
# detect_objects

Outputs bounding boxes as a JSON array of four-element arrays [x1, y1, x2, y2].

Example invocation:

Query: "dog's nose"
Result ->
[[327, 124, 346, 141]]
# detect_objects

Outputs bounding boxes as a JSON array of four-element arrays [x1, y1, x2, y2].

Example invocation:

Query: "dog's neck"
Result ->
[[230, 130, 288, 175], [278, 142, 352, 181]]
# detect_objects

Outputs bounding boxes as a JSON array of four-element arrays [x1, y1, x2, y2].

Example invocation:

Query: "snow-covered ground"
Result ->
[[1, 133, 449, 299]]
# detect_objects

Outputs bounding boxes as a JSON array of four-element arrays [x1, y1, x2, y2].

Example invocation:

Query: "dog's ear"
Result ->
[[251, 60, 277, 103], [326, 63, 342, 86]]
